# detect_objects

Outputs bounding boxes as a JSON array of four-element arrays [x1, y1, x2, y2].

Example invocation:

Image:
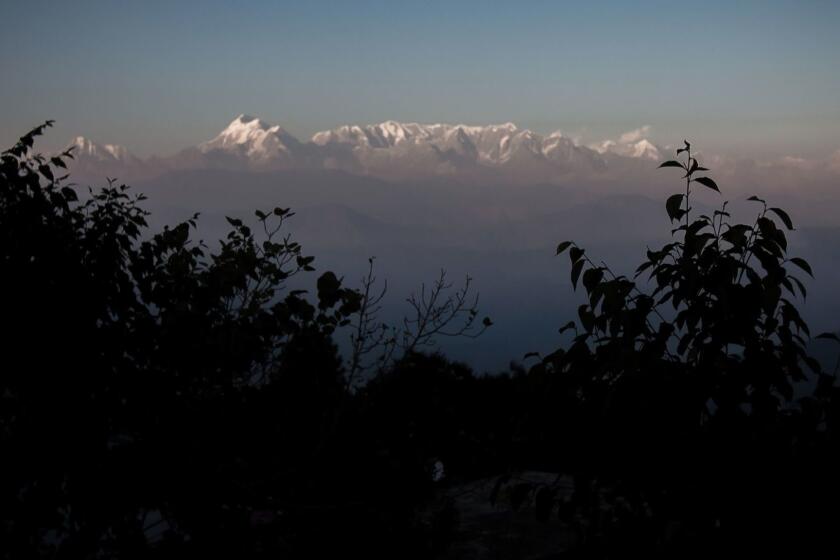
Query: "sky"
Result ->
[[2, 0, 839, 158]]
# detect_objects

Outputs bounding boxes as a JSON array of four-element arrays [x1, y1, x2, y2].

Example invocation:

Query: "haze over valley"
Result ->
[[55, 115, 840, 370]]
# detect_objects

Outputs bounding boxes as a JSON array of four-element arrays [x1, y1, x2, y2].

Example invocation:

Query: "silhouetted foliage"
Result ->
[[0, 123, 491, 559], [526, 140, 840, 555], [3, 124, 839, 559]]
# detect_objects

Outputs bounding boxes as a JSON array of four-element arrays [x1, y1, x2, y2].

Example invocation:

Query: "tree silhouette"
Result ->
[[522, 140, 840, 555], [0, 122, 493, 559]]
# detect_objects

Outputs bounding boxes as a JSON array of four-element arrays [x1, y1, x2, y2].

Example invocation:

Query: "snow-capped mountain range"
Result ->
[[63, 115, 665, 183], [70, 136, 139, 163]]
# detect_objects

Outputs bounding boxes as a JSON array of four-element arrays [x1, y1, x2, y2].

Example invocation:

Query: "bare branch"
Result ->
[[399, 269, 490, 356], [346, 257, 394, 388]]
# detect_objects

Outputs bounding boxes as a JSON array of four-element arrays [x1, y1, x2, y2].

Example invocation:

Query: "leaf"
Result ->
[[769, 207, 794, 230], [316, 271, 342, 308], [61, 186, 78, 202], [556, 241, 572, 255], [558, 321, 576, 334], [747, 195, 765, 203], [677, 332, 692, 355], [482, 316, 494, 327], [666, 194, 684, 222], [721, 224, 751, 247], [172, 222, 190, 244], [589, 284, 605, 308], [571, 259, 585, 290], [578, 305, 595, 332], [635, 261, 653, 277], [569, 246, 585, 264], [816, 332, 840, 343], [693, 176, 720, 193], [38, 164, 54, 182], [688, 158, 699, 174], [297, 255, 315, 267], [789, 257, 813, 277], [756, 216, 778, 238], [582, 267, 604, 293], [805, 356, 822, 375], [773, 229, 788, 251], [658, 160, 685, 169], [790, 275, 807, 300]]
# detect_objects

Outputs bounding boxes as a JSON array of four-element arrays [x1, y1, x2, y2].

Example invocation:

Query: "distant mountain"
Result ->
[[198, 114, 307, 164], [310, 120, 609, 180], [64, 136, 147, 181], [588, 126, 662, 161], [58, 116, 667, 184], [69, 136, 138, 163]]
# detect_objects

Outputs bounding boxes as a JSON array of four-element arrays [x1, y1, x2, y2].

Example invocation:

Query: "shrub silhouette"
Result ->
[[527, 140, 840, 555], [1, 122, 373, 556], [0, 122, 492, 559]]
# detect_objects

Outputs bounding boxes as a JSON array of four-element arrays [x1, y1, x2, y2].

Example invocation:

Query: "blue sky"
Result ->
[[2, 0, 839, 157]]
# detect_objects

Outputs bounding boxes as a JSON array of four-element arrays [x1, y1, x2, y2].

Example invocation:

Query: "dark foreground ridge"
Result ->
[[2, 123, 840, 558]]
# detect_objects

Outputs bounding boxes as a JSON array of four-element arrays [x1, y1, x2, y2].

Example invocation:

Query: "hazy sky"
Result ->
[[2, 0, 839, 158]]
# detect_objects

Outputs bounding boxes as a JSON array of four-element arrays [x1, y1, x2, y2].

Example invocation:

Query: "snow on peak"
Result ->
[[71, 136, 96, 153], [215, 114, 280, 140], [200, 115, 300, 160], [627, 139, 661, 160], [589, 126, 662, 161], [311, 121, 536, 164], [63, 117, 667, 181], [68, 136, 135, 162], [313, 121, 436, 149]]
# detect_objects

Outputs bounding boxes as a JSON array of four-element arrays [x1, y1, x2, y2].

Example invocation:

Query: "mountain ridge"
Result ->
[[61, 116, 666, 183]]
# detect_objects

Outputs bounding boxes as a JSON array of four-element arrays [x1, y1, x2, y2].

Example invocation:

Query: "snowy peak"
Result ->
[[589, 126, 662, 161], [313, 121, 542, 165], [68, 136, 137, 163], [59, 117, 668, 184], [626, 139, 661, 160], [306, 121, 620, 181], [313, 121, 441, 149], [214, 114, 286, 142], [198, 117, 669, 179], [59, 136, 147, 181], [375, 120, 418, 145], [199, 114, 301, 161]]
